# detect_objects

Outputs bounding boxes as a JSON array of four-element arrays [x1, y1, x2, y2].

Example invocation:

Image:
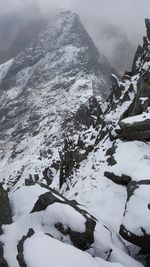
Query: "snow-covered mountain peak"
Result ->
[[0, 10, 114, 188]]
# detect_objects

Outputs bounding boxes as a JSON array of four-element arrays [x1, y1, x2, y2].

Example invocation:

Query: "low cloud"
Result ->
[[0, 0, 150, 70]]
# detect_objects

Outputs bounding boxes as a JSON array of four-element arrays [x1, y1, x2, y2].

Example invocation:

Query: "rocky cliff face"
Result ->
[[0, 11, 150, 267]]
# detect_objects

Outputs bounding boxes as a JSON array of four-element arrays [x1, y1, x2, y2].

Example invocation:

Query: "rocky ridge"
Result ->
[[0, 11, 150, 267]]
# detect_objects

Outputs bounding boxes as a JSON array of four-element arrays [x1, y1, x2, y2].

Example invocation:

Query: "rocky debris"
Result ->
[[59, 122, 106, 189], [75, 96, 103, 129], [59, 136, 93, 189], [120, 180, 150, 249], [59, 136, 95, 189], [59, 96, 107, 188], [17, 229, 35, 267], [104, 172, 131, 186], [31, 185, 96, 250], [59, 137, 82, 189]]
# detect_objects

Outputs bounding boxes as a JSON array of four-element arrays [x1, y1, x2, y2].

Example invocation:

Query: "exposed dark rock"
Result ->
[[131, 45, 143, 76], [116, 68, 150, 141], [0, 184, 12, 225], [31, 186, 96, 250], [17, 229, 35, 267], [138, 248, 150, 267], [59, 134, 97, 189], [0, 184, 12, 267], [106, 75, 121, 112], [75, 96, 103, 128], [116, 128, 150, 141], [120, 180, 150, 249], [105, 142, 117, 166], [42, 160, 60, 186], [0, 241, 9, 267], [145, 18, 150, 41], [31, 191, 63, 212], [104, 171, 131, 186], [59, 138, 81, 189], [42, 167, 54, 186], [119, 114, 150, 132]]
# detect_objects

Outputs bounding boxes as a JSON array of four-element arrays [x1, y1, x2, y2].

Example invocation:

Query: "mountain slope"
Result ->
[[0, 10, 150, 267], [0, 10, 114, 188]]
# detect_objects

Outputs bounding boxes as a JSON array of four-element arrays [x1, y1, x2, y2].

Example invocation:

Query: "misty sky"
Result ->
[[0, 0, 150, 70]]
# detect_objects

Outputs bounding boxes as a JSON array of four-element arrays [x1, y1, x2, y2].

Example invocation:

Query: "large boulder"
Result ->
[[120, 180, 150, 249], [31, 185, 96, 250], [116, 112, 150, 141]]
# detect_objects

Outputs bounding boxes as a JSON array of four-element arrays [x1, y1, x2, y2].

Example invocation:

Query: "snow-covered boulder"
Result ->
[[120, 180, 150, 249], [30, 185, 96, 250], [117, 112, 150, 140], [17, 231, 125, 267], [104, 141, 150, 184]]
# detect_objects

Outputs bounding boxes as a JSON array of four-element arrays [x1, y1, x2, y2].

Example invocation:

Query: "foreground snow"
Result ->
[[24, 232, 123, 267]]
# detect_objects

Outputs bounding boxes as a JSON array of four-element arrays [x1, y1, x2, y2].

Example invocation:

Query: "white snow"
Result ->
[[42, 202, 86, 233], [110, 141, 150, 182], [10, 184, 49, 221], [24, 231, 124, 267], [122, 184, 150, 235], [121, 112, 150, 125]]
